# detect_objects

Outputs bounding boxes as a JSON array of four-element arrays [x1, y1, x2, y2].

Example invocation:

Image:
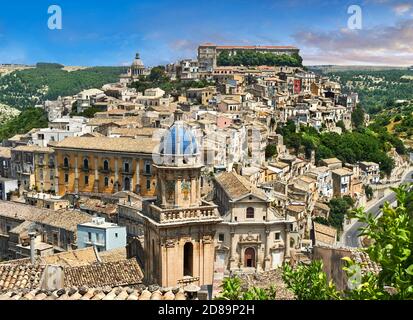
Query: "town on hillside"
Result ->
[[0, 43, 412, 301]]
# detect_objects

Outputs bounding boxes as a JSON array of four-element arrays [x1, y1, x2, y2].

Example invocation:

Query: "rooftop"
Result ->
[[321, 158, 342, 165], [0, 264, 45, 293], [332, 168, 353, 177], [0, 147, 11, 158], [0, 285, 189, 300], [0, 201, 92, 232], [215, 171, 267, 201], [53, 136, 157, 154], [313, 222, 337, 246], [200, 44, 298, 50], [12, 145, 54, 153], [64, 259, 143, 288]]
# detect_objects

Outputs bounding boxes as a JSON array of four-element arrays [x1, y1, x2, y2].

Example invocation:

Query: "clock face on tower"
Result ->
[[181, 180, 191, 200]]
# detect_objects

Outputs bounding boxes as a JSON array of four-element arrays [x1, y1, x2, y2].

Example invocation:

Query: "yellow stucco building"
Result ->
[[53, 137, 158, 197]]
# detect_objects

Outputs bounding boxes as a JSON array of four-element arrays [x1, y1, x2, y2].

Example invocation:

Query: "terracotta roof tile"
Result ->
[[0, 287, 190, 300], [215, 171, 267, 200], [0, 201, 92, 232], [0, 265, 45, 293], [53, 136, 157, 154], [64, 259, 144, 288]]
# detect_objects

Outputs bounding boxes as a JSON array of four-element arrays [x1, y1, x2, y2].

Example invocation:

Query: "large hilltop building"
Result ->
[[120, 52, 149, 85], [198, 43, 300, 72]]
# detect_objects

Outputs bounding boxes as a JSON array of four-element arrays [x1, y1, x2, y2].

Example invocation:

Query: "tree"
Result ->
[[328, 197, 354, 230], [313, 216, 329, 226], [352, 106, 366, 129], [215, 277, 277, 300], [0, 108, 48, 142], [336, 120, 347, 132], [282, 260, 341, 300], [265, 144, 277, 160], [364, 185, 374, 200], [347, 184, 413, 299], [217, 50, 303, 67], [148, 66, 168, 83]]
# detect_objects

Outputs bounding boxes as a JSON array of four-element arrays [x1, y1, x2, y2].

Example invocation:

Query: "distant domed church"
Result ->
[[136, 122, 222, 288], [119, 52, 149, 85]]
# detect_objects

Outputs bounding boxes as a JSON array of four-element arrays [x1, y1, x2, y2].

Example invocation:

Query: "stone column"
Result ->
[[161, 174, 166, 206], [114, 158, 119, 192], [199, 235, 204, 285], [229, 228, 236, 270], [94, 157, 99, 193], [135, 160, 140, 193], [285, 227, 291, 259], [54, 163, 59, 195], [74, 156, 79, 193], [264, 229, 271, 271], [175, 178, 180, 207], [190, 175, 196, 206], [196, 174, 201, 201]]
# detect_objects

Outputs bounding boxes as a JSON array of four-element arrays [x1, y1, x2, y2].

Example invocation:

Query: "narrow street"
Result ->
[[343, 169, 413, 248]]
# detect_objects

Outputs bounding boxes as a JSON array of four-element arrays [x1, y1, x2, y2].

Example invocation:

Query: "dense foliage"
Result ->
[[394, 114, 413, 138], [0, 108, 48, 142], [282, 260, 341, 300], [217, 50, 303, 67], [328, 196, 355, 231], [277, 121, 399, 176], [0, 65, 126, 109], [216, 277, 277, 300], [364, 185, 374, 200], [347, 184, 413, 299], [265, 144, 278, 160], [351, 106, 366, 129], [327, 69, 413, 114]]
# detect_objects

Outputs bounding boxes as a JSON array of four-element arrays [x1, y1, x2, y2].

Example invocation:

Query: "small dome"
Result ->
[[159, 122, 198, 156], [132, 53, 144, 67]]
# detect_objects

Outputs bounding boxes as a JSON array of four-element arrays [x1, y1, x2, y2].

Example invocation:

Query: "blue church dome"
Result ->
[[159, 122, 198, 156]]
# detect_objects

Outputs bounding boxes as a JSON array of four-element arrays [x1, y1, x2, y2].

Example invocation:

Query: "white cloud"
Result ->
[[393, 3, 413, 15], [293, 19, 413, 66]]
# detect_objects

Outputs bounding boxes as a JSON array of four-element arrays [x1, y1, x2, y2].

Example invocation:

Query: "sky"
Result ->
[[0, 0, 412, 67]]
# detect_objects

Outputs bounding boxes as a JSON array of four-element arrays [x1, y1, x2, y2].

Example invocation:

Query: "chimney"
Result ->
[[28, 232, 37, 264]]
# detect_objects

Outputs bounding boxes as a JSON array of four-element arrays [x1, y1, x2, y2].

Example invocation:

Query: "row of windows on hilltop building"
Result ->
[[62, 157, 152, 174], [61, 174, 152, 191], [61, 156, 153, 191]]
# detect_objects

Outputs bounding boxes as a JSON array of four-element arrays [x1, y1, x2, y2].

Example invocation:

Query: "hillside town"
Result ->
[[0, 44, 412, 301]]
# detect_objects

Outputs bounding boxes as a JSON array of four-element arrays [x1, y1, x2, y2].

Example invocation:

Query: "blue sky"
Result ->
[[0, 0, 412, 66]]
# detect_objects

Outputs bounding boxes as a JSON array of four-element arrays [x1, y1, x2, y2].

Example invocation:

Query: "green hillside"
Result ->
[[326, 69, 413, 114], [0, 65, 127, 109], [0, 108, 48, 142]]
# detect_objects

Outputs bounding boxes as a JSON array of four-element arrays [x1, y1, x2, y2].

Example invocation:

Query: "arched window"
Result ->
[[103, 160, 109, 171], [104, 177, 109, 187], [83, 158, 89, 170], [246, 207, 255, 219], [183, 242, 193, 277], [63, 157, 69, 168]]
